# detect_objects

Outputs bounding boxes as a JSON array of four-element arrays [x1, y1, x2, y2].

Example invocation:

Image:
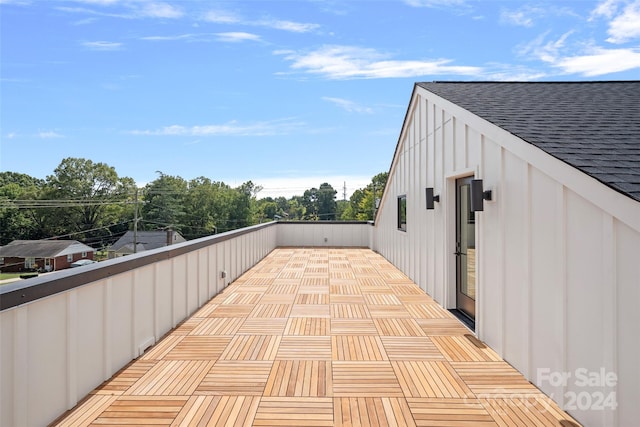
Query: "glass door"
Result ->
[[455, 177, 476, 320]]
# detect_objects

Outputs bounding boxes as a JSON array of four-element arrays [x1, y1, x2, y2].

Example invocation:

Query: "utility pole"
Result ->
[[133, 188, 139, 254], [343, 181, 347, 201]]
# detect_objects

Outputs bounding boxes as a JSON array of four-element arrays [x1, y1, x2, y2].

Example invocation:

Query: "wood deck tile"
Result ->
[[124, 361, 213, 396], [374, 318, 426, 336], [164, 337, 231, 360], [451, 362, 540, 396], [381, 337, 445, 361], [208, 305, 254, 318], [90, 397, 188, 426], [405, 303, 454, 319], [431, 336, 501, 362], [276, 336, 332, 360], [364, 293, 402, 305], [406, 398, 498, 427], [330, 294, 365, 304], [191, 303, 219, 318], [330, 283, 361, 295], [481, 397, 577, 427], [253, 397, 334, 426], [219, 335, 281, 361], [56, 394, 118, 427], [416, 319, 471, 336], [289, 304, 331, 318], [334, 397, 417, 427], [331, 319, 379, 335], [264, 360, 332, 397], [250, 304, 291, 318], [140, 336, 183, 361], [393, 361, 474, 398], [170, 395, 260, 427], [189, 318, 245, 336], [236, 318, 287, 335], [301, 277, 329, 286], [295, 293, 330, 304], [368, 305, 412, 318], [259, 293, 296, 304], [221, 292, 263, 305], [266, 284, 299, 294], [331, 303, 370, 319], [195, 361, 272, 395], [285, 317, 330, 335], [94, 361, 157, 394], [332, 361, 403, 397], [332, 336, 388, 361], [173, 318, 201, 335]]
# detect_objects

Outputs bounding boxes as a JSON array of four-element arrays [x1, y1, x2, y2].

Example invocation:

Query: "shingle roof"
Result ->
[[109, 231, 186, 252], [417, 81, 640, 202], [0, 240, 92, 258]]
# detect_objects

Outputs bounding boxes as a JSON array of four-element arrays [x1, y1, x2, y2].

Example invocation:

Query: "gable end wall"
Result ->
[[372, 86, 640, 427]]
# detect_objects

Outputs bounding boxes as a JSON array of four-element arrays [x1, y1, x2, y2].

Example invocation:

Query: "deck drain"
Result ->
[[464, 334, 487, 349], [559, 420, 580, 427]]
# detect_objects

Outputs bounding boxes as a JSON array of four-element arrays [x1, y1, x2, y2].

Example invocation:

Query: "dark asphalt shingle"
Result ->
[[417, 81, 640, 203]]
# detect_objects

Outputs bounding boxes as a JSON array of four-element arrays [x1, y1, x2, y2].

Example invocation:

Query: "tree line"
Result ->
[[0, 157, 387, 248]]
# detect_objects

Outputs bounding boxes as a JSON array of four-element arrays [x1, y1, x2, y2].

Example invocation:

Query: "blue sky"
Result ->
[[2, 0, 639, 199]]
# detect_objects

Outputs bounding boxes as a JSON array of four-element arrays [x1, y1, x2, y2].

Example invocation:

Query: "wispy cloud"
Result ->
[[129, 119, 305, 137], [403, 0, 466, 7], [322, 97, 374, 114], [202, 9, 319, 33], [605, 0, 640, 43], [555, 47, 640, 76], [59, 1, 183, 19], [38, 131, 64, 139], [276, 45, 482, 79], [82, 40, 123, 50], [215, 32, 262, 43]]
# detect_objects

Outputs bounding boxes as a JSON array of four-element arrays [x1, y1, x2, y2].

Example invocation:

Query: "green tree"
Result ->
[[341, 172, 388, 221], [44, 158, 135, 247], [142, 172, 188, 232], [0, 172, 44, 244]]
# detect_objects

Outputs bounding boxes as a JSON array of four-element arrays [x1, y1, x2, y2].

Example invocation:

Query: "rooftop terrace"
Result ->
[[53, 247, 579, 427]]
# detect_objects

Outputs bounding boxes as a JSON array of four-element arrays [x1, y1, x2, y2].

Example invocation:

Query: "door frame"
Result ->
[[444, 169, 479, 330], [455, 176, 476, 320]]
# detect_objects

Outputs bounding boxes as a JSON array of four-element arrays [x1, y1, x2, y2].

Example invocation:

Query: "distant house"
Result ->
[[107, 230, 186, 258], [0, 240, 94, 272]]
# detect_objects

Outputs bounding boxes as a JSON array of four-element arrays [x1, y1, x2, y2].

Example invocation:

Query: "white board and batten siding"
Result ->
[[372, 86, 640, 427]]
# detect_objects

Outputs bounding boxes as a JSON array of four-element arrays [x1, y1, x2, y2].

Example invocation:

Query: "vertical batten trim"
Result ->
[[498, 144, 506, 356], [559, 184, 568, 408], [66, 291, 78, 409], [103, 278, 112, 381], [14, 307, 28, 427], [153, 263, 160, 345], [524, 163, 532, 379], [476, 133, 485, 338], [603, 215, 617, 427], [130, 271, 136, 358]]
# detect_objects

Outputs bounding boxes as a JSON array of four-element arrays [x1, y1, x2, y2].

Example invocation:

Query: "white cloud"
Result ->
[[202, 10, 240, 24], [590, 0, 622, 19], [215, 32, 262, 43], [555, 47, 640, 76], [403, 0, 466, 7], [500, 10, 534, 27], [254, 175, 373, 199], [255, 19, 320, 33], [202, 9, 319, 33], [276, 45, 482, 79], [82, 40, 122, 50], [322, 97, 374, 114], [139, 2, 183, 19], [606, 1, 640, 43], [38, 131, 64, 139], [129, 119, 305, 137]]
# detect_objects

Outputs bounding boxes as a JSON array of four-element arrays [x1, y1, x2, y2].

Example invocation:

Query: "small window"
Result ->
[[0, 257, 4, 265], [67, 254, 73, 262], [25, 257, 35, 268], [82, 251, 87, 258], [397, 195, 407, 231]]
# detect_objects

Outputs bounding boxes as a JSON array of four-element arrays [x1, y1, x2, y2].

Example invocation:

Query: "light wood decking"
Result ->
[[55, 248, 580, 427]]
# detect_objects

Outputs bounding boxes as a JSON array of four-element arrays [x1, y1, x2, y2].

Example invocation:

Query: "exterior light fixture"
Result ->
[[470, 179, 492, 212], [425, 187, 440, 210]]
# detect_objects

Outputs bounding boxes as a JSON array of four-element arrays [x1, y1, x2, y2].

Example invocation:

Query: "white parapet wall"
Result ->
[[0, 223, 277, 427], [276, 221, 372, 247]]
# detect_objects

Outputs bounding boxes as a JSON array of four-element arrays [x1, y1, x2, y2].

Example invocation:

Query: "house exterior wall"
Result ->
[[371, 86, 640, 427]]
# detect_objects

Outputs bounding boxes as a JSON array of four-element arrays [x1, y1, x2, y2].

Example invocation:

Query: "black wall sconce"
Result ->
[[470, 179, 492, 212], [425, 187, 440, 210]]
